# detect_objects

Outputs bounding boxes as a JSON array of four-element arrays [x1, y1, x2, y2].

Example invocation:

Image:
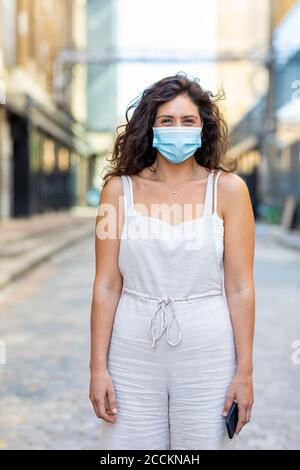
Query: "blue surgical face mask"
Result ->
[[152, 126, 202, 164]]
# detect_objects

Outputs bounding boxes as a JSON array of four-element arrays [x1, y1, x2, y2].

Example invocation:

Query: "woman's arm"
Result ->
[[219, 171, 256, 435], [89, 175, 124, 423]]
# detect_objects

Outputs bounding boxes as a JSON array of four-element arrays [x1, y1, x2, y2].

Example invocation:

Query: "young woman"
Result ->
[[89, 72, 255, 450]]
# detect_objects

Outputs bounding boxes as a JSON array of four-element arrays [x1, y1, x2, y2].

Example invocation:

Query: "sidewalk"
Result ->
[[0, 207, 97, 290], [255, 220, 300, 252]]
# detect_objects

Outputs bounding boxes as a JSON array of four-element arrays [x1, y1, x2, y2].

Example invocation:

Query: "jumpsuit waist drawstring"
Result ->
[[148, 296, 182, 348], [122, 286, 223, 349]]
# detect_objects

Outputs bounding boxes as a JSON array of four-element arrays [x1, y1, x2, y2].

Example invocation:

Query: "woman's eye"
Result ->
[[161, 119, 194, 124]]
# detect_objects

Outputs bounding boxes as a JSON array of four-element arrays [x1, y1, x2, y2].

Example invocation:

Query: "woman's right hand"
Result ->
[[89, 369, 118, 423]]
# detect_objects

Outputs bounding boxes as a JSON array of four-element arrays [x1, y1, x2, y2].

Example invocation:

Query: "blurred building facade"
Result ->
[[217, 0, 270, 216], [0, 0, 93, 221], [217, 0, 270, 129], [219, 0, 300, 228], [43, 0, 119, 198], [85, 0, 118, 190]]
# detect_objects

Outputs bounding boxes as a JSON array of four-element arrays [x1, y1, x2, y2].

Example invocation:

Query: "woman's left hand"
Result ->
[[222, 373, 254, 436]]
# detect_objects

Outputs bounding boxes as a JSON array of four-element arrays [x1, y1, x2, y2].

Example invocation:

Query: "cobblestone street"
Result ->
[[0, 224, 300, 450], [0, 236, 99, 450]]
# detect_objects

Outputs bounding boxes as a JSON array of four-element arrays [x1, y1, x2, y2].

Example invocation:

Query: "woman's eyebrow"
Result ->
[[157, 114, 198, 118]]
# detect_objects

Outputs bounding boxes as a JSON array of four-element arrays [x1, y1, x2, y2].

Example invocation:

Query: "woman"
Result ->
[[89, 72, 255, 450]]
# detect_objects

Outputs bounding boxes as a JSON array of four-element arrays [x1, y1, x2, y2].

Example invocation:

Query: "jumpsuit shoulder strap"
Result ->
[[120, 175, 133, 218], [203, 169, 214, 215], [212, 169, 222, 215]]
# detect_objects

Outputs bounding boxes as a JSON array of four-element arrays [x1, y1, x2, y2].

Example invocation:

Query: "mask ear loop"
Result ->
[[199, 124, 203, 140]]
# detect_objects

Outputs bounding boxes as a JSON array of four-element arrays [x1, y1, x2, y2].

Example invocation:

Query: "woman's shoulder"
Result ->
[[102, 175, 124, 192], [218, 170, 248, 196], [218, 170, 251, 218], [99, 175, 124, 206]]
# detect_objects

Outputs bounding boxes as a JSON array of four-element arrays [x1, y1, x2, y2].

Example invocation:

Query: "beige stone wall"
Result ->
[[0, 0, 4, 82], [1, 0, 87, 120], [216, 0, 270, 129], [16, 0, 73, 93], [71, 0, 87, 124], [217, 0, 299, 129]]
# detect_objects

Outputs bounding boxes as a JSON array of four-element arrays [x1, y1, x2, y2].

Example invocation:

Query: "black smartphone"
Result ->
[[225, 401, 239, 439]]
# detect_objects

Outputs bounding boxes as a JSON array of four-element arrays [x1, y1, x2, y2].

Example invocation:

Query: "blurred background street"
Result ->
[[0, 222, 299, 450], [0, 0, 300, 450]]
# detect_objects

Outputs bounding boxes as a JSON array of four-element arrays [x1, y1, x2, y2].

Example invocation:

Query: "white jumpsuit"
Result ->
[[99, 169, 239, 450]]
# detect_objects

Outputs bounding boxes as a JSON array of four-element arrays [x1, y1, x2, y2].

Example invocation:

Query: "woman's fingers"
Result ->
[[90, 393, 116, 422], [222, 392, 235, 417], [236, 403, 249, 435], [106, 387, 118, 415], [246, 406, 252, 424], [89, 372, 118, 423], [234, 399, 254, 435], [98, 396, 117, 422]]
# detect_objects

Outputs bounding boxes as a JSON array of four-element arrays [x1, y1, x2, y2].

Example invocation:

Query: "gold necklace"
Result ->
[[136, 169, 209, 195], [136, 172, 183, 194], [155, 171, 209, 195], [160, 181, 180, 195]]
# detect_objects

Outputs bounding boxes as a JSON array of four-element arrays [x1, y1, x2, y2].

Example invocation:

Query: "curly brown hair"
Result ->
[[102, 72, 237, 186]]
